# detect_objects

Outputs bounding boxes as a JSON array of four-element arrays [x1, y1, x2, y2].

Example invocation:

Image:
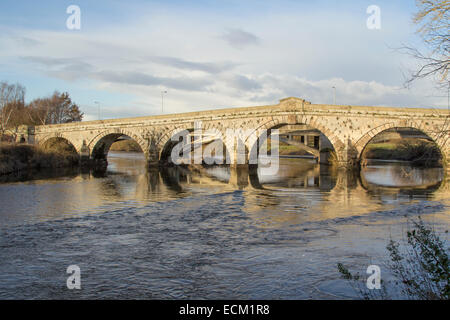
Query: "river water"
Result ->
[[0, 151, 448, 299]]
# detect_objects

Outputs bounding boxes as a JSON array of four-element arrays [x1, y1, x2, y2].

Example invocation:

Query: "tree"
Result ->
[[404, 0, 449, 88], [0, 82, 26, 138], [27, 91, 83, 125], [400, 1, 450, 154], [1, 83, 83, 140]]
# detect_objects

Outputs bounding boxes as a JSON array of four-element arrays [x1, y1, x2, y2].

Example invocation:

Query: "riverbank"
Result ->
[[110, 140, 142, 152], [0, 143, 79, 175], [363, 138, 442, 166]]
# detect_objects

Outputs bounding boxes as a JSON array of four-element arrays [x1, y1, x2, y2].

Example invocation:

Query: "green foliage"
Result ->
[[337, 263, 358, 280], [337, 217, 449, 300], [386, 217, 449, 299], [337, 263, 388, 300]]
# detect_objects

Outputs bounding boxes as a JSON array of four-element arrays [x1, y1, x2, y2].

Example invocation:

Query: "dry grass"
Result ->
[[265, 139, 317, 156], [109, 140, 142, 152], [362, 138, 442, 166], [0, 142, 79, 175]]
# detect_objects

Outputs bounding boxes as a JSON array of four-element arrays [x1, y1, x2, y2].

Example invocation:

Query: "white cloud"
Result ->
[[0, 3, 447, 121]]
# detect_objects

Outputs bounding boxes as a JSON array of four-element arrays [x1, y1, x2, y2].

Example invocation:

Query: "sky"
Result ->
[[0, 0, 447, 121]]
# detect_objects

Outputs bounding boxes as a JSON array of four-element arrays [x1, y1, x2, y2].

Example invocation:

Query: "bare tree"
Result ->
[[27, 97, 54, 125], [399, 0, 450, 161], [27, 91, 83, 125], [404, 0, 449, 88], [0, 82, 26, 138], [1, 83, 83, 142]]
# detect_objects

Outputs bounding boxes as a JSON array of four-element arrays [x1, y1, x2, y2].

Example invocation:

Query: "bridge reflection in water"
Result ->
[[0, 150, 449, 300], [105, 152, 447, 227], [0, 151, 446, 228]]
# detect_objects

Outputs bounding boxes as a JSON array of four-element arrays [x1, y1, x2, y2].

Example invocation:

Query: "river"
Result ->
[[0, 151, 448, 299]]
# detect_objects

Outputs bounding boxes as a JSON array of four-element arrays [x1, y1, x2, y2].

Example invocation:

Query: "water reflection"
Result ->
[[0, 151, 446, 227], [361, 165, 444, 190], [0, 152, 448, 299]]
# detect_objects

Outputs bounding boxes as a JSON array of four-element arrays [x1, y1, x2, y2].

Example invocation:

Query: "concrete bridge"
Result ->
[[17, 97, 450, 169]]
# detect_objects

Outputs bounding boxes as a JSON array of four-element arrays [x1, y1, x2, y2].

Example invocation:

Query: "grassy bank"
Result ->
[[277, 144, 313, 156], [109, 140, 142, 152], [363, 138, 442, 166], [265, 139, 318, 156], [0, 143, 79, 175]]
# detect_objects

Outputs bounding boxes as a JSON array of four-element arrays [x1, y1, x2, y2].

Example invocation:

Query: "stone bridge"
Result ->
[[17, 97, 450, 169]]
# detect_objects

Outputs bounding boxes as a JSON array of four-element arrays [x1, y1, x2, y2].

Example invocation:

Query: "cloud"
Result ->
[[14, 36, 42, 47], [239, 74, 441, 108], [219, 28, 261, 49], [149, 56, 238, 74], [225, 74, 262, 91], [22, 56, 213, 91], [93, 70, 213, 92], [1, 2, 447, 120], [22, 56, 93, 81], [20, 54, 444, 114]]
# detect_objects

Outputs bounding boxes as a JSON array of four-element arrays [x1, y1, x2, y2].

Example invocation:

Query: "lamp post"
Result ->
[[332, 86, 336, 105], [94, 100, 100, 120], [161, 90, 167, 114]]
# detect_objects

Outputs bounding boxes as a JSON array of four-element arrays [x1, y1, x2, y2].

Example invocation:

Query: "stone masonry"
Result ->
[[16, 97, 450, 169]]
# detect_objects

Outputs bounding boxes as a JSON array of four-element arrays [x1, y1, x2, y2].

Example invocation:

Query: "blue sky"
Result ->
[[0, 0, 445, 120]]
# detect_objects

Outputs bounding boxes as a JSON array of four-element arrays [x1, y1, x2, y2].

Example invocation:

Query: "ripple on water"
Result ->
[[0, 155, 448, 299]]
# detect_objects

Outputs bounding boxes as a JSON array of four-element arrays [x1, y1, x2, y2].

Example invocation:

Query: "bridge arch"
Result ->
[[354, 121, 448, 165], [38, 135, 80, 165], [88, 129, 148, 161], [244, 115, 345, 165], [39, 134, 80, 154], [157, 125, 195, 165], [157, 124, 231, 165], [200, 124, 231, 165], [156, 125, 195, 152]]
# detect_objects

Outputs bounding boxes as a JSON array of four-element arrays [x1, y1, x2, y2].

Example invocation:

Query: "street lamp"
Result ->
[[332, 86, 336, 105], [161, 90, 168, 114], [94, 100, 100, 120]]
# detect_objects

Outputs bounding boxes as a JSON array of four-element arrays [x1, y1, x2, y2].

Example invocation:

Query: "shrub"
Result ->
[[337, 217, 449, 300], [0, 142, 79, 175], [362, 138, 442, 166]]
